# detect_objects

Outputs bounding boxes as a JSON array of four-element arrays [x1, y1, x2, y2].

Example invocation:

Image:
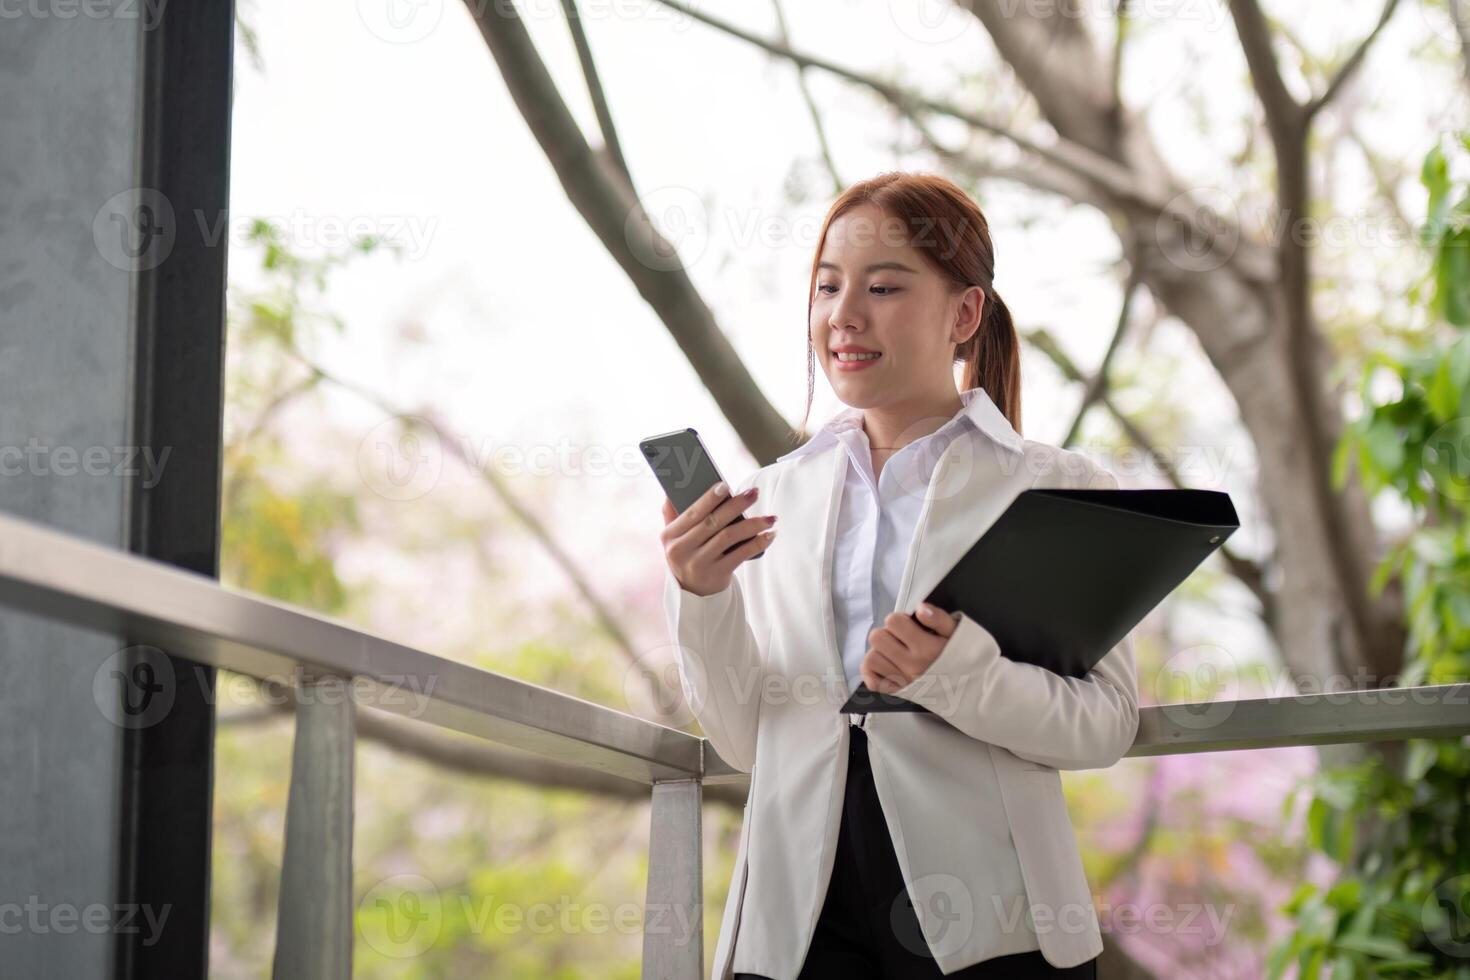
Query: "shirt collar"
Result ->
[[775, 386, 1024, 464]]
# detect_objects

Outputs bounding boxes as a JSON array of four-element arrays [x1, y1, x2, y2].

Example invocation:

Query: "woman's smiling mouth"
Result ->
[[833, 349, 883, 371]]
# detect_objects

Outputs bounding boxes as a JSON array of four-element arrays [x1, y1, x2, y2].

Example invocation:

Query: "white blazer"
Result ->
[[662, 412, 1140, 978]]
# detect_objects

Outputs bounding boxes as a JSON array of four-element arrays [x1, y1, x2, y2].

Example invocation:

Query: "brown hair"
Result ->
[[796, 171, 1021, 445]]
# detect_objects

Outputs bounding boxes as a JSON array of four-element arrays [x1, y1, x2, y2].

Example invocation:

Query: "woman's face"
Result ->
[[809, 203, 984, 410]]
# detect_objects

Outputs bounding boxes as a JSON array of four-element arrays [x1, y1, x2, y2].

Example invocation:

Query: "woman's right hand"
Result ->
[[660, 483, 778, 597]]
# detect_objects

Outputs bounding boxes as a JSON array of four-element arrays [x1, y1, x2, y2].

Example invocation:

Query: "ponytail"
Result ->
[[958, 287, 1022, 435]]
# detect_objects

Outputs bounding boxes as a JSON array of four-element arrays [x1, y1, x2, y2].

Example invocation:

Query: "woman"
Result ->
[[660, 172, 1137, 980]]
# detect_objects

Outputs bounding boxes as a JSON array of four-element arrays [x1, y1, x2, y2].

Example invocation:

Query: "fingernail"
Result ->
[[764, 528, 778, 541], [918, 604, 934, 617], [713, 481, 728, 497]]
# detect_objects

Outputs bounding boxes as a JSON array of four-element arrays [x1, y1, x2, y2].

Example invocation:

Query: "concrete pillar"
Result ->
[[0, 1, 234, 976]]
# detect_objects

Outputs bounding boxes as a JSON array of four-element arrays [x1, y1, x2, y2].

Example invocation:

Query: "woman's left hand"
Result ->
[[860, 603, 959, 694]]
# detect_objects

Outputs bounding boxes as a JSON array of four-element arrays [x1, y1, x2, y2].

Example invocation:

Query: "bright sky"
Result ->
[[224, 0, 1462, 652]]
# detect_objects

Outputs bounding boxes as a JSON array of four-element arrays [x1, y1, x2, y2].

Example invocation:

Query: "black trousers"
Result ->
[[735, 724, 1098, 980]]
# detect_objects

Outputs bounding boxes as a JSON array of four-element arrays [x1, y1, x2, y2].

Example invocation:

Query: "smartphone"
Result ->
[[640, 427, 764, 560]]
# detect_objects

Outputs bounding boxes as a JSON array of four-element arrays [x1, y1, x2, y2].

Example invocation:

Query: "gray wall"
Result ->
[[0, 7, 145, 977]]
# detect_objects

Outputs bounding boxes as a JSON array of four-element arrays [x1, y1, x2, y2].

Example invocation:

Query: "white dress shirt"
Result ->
[[776, 386, 1025, 696]]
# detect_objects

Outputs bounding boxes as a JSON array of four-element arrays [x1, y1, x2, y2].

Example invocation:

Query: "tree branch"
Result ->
[[1225, 0, 1387, 665], [221, 370, 322, 515], [1111, 0, 1130, 118], [650, 0, 1274, 283], [649, 4, 1142, 209], [958, 0, 1120, 157], [458, 0, 797, 462], [1061, 261, 1140, 448], [909, 109, 1108, 209], [559, 0, 635, 193], [1345, 120, 1412, 240], [219, 684, 750, 809], [1304, 0, 1403, 121], [1226, 0, 1305, 150], [770, 0, 844, 195]]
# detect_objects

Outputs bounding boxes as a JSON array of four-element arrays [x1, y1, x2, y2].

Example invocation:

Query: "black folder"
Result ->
[[840, 488, 1239, 713]]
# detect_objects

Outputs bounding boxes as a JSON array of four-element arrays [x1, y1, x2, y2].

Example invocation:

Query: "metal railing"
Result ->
[[1, 509, 1466, 979]]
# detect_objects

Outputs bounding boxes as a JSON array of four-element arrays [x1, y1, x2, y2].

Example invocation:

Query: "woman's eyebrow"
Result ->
[[817, 260, 919, 274]]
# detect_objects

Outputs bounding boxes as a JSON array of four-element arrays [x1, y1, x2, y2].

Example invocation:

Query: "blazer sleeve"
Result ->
[[887, 465, 1141, 771], [661, 564, 764, 774]]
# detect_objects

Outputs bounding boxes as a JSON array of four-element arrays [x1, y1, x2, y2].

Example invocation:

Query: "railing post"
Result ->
[[272, 670, 356, 980], [643, 777, 703, 980]]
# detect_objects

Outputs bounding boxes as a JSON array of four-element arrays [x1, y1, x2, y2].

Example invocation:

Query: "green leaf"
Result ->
[[1449, 333, 1470, 394], [1327, 951, 1356, 980], [1284, 880, 1321, 914], [1428, 356, 1462, 419], [1437, 229, 1470, 327], [1335, 934, 1411, 957], [1365, 417, 1406, 475], [1372, 953, 1436, 971], [1343, 897, 1379, 938], [1266, 935, 1299, 980], [1300, 942, 1327, 979], [1325, 879, 1363, 910], [1423, 142, 1450, 245], [1308, 796, 1331, 851], [1338, 810, 1356, 865], [1369, 545, 1407, 597]]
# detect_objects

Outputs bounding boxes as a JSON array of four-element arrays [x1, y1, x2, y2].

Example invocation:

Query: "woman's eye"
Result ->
[[816, 284, 898, 295]]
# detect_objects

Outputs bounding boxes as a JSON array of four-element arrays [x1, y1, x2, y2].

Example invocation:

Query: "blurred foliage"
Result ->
[[221, 472, 358, 611], [1272, 134, 1470, 979], [210, 222, 742, 978]]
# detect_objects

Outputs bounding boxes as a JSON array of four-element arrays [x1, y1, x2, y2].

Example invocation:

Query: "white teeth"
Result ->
[[835, 352, 880, 361]]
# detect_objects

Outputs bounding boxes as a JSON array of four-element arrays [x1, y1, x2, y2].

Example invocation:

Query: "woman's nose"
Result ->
[[830, 296, 865, 331]]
